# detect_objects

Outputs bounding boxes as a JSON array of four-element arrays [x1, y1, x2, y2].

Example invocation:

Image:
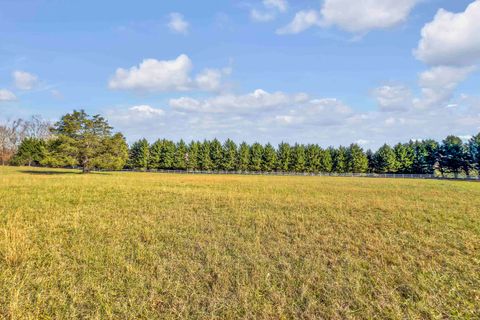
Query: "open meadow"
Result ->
[[0, 166, 479, 319]]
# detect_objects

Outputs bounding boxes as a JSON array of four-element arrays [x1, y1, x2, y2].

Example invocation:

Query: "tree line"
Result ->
[[4, 110, 480, 176]]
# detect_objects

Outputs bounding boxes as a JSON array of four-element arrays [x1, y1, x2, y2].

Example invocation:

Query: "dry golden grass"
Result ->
[[0, 166, 479, 319]]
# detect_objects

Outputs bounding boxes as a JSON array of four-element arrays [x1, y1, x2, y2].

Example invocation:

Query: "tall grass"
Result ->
[[0, 166, 479, 319]]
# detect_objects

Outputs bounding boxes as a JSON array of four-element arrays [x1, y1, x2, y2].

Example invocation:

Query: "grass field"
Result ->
[[0, 166, 479, 319]]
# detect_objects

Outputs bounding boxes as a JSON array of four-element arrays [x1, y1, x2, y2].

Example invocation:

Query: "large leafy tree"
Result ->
[[347, 143, 368, 173], [47, 110, 128, 172]]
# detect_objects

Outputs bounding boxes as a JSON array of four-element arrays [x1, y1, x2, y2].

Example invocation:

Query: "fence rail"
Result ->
[[109, 169, 480, 181]]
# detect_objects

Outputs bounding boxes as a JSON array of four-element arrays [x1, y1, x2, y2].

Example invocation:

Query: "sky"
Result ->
[[1, 0, 480, 148]]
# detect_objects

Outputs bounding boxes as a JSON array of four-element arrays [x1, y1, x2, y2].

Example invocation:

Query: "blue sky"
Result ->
[[1, 0, 480, 148]]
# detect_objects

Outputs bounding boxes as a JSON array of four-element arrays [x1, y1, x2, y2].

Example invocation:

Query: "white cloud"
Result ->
[[373, 85, 412, 112], [414, 1, 480, 66], [277, 10, 320, 34], [250, 9, 276, 22], [170, 89, 305, 113], [278, 0, 420, 35], [414, 66, 476, 109], [108, 54, 228, 92], [167, 13, 189, 34], [250, 0, 288, 22], [130, 105, 165, 117], [264, 0, 288, 12], [13, 71, 38, 90], [321, 0, 419, 33], [0, 89, 16, 101]]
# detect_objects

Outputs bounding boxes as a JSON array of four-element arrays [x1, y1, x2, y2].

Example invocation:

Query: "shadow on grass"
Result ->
[[19, 170, 81, 175]]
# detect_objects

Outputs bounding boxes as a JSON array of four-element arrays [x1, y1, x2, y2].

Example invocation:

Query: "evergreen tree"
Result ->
[[366, 149, 375, 173], [249, 143, 264, 171], [159, 140, 175, 169], [320, 148, 333, 173], [305, 144, 321, 173], [276, 142, 291, 172], [210, 138, 223, 170], [199, 140, 213, 170], [262, 143, 277, 171], [438, 136, 469, 177], [394, 143, 414, 173], [332, 146, 348, 173], [186, 141, 199, 171], [468, 133, 480, 172], [12, 137, 46, 166], [129, 138, 150, 170], [291, 143, 306, 172], [238, 142, 250, 171], [374, 144, 397, 173], [47, 110, 128, 173], [347, 143, 368, 173], [174, 139, 187, 170], [91, 133, 129, 170], [149, 139, 163, 169], [222, 139, 238, 171]]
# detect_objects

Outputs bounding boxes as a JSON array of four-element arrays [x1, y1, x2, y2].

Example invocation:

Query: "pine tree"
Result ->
[[12, 137, 46, 166], [249, 142, 264, 171], [374, 144, 397, 173], [186, 141, 199, 170], [160, 140, 175, 169], [291, 143, 306, 172], [174, 139, 187, 170], [276, 142, 291, 172], [320, 148, 333, 173], [262, 143, 277, 171], [129, 138, 150, 170], [347, 143, 368, 173], [210, 138, 223, 170], [468, 133, 480, 173], [438, 136, 469, 177], [149, 139, 163, 169], [366, 149, 375, 173], [394, 143, 414, 173], [222, 139, 238, 171], [332, 146, 347, 173], [238, 142, 250, 171], [199, 140, 213, 170]]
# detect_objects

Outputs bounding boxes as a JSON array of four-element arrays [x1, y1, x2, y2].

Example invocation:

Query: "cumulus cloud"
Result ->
[[276, 10, 320, 34], [108, 54, 229, 92], [373, 85, 412, 112], [321, 0, 420, 33], [0, 89, 16, 101], [264, 0, 288, 12], [170, 89, 308, 113], [278, 0, 420, 34], [167, 13, 189, 34], [414, 1, 480, 66], [13, 71, 38, 90], [250, 0, 288, 22], [413, 66, 476, 109]]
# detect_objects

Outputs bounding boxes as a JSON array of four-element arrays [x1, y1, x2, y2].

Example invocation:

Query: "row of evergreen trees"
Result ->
[[127, 135, 480, 176]]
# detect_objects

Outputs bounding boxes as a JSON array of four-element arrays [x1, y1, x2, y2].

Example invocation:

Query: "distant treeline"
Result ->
[[3, 110, 480, 176]]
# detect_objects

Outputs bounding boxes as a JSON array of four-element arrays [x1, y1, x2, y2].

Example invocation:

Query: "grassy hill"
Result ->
[[0, 166, 479, 319]]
